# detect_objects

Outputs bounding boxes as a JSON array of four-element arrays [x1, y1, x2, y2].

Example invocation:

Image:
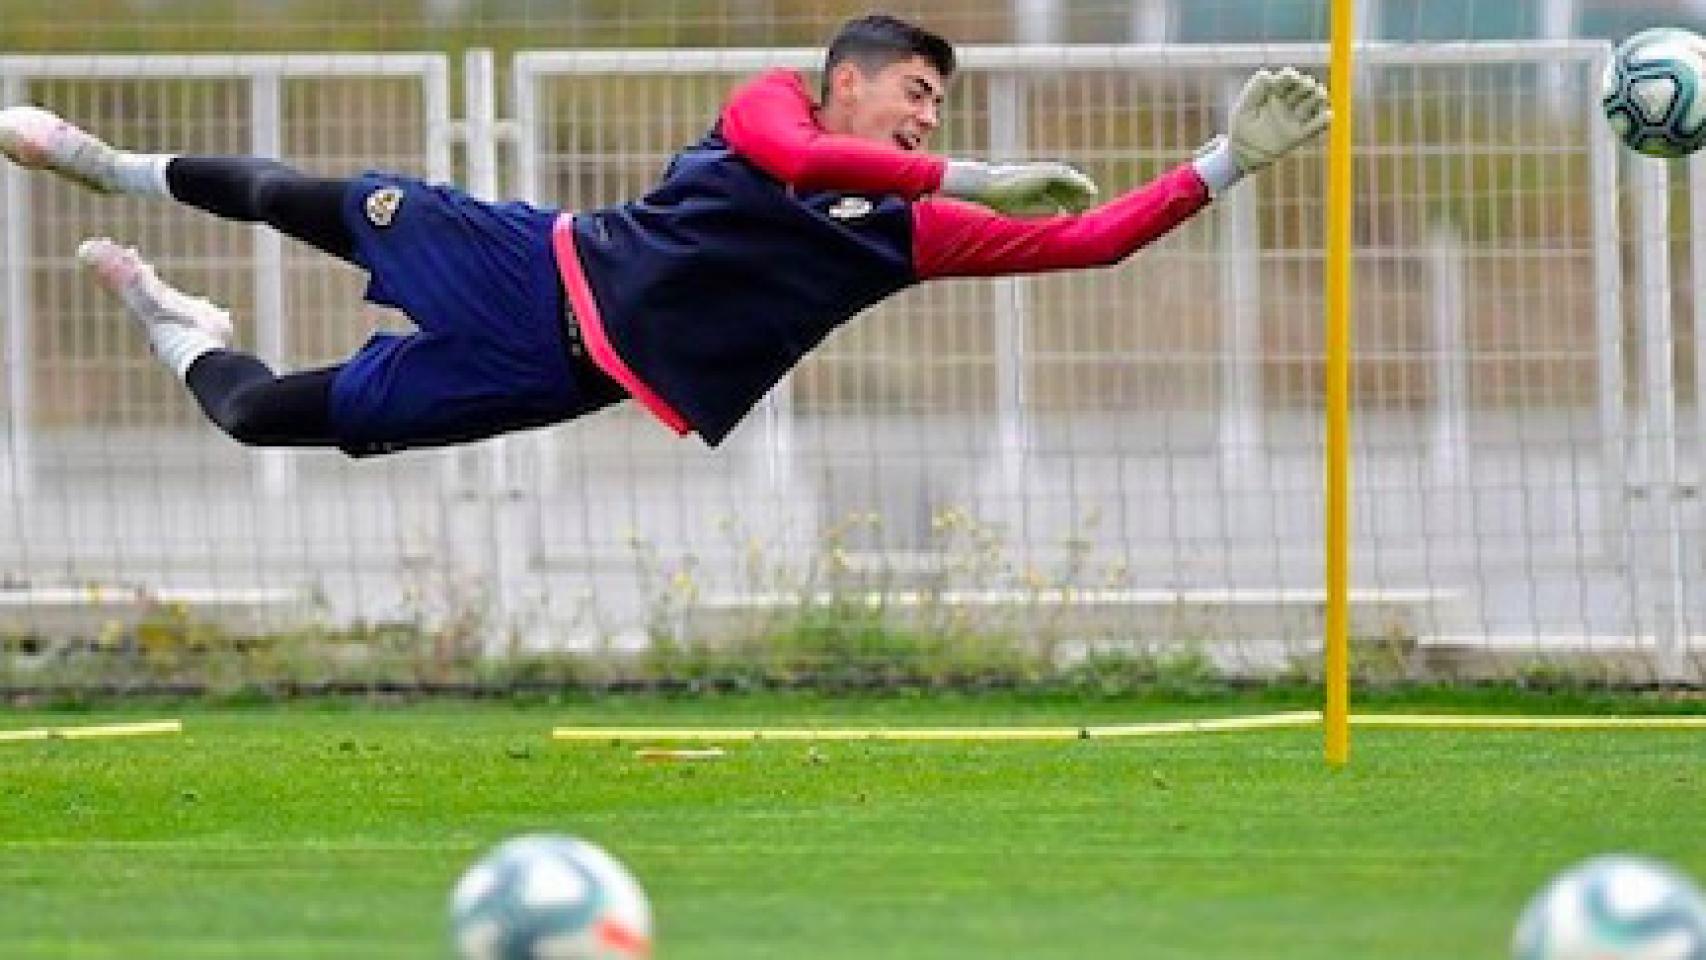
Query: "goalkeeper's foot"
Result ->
[[77, 238, 234, 344], [0, 106, 127, 194]]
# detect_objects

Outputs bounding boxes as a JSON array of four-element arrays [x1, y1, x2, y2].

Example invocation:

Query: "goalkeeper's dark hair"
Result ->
[[821, 14, 956, 99]]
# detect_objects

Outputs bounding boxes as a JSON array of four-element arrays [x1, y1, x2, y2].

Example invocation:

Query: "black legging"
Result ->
[[184, 352, 337, 447], [166, 157, 352, 447], [168, 157, 356, 263]]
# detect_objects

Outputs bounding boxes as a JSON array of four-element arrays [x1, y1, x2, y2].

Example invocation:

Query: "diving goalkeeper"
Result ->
[[0, 14, 1329, 457]]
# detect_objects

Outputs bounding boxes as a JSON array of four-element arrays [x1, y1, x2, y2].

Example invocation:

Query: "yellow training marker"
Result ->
[[0, 719, 184, 743], [634, 747, 728, 762], [1087, 711, 1323, 738], [1350, 714, 1706, 730], [560, 726, 1085, 742], [555, 712, 1322, 743]]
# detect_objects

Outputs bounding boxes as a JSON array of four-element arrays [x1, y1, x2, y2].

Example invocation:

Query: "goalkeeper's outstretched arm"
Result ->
[[719, 69, 1098, 215], [913, 67, 1330, 278]]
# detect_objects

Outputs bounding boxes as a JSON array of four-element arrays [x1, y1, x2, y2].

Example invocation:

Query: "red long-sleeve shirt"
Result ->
[[719, 68, 1212, 280]]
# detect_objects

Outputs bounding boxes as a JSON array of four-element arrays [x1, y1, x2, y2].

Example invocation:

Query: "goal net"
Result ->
[[0, 1, 1700, 690]]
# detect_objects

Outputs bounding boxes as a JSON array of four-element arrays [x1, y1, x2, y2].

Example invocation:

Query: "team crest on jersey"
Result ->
[[364, 187, 404, 227], [828, 196, 874, 221]]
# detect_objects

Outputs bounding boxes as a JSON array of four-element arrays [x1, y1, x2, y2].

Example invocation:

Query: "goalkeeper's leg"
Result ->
[[78, 237, 340, 447], [184, 352, 340, 448], [167, 157, 355, 264], [0, 106, 355, 262]]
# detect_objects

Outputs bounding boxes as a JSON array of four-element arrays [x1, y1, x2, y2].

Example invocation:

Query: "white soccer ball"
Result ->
[[450, 835, 652, 960], [1602, 27, 1706, 158], [1512, 855, 1706, 960]]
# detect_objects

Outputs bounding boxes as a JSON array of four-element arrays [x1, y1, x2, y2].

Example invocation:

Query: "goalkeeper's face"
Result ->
[[823, 55, 945, 152]]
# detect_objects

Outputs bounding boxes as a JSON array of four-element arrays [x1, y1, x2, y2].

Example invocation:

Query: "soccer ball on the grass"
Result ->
[[1512, 855, 1706, 959], [1602, 27, 1706, 158], [450, 834, 652, 959]]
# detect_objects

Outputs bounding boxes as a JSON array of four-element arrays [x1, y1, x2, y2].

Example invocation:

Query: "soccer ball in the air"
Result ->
[[1602, 27, 1706, 158], [1512, 855, 1706, 960], [450, 834, 652, 960]]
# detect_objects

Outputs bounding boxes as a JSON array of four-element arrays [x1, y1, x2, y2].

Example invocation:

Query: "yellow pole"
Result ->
[[1324, 0, 1358, 767]]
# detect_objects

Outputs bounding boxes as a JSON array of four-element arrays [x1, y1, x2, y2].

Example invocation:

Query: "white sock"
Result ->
[[109, 153, 175, 198], [147, 322, 220, 379]]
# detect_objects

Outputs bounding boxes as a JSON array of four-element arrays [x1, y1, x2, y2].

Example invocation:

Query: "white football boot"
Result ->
[[77, 239, 234, 367], [0, 105, 126, 194]]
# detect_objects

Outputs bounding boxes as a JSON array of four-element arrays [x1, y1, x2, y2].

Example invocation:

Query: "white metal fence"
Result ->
[[1, 43, 1702, 680]]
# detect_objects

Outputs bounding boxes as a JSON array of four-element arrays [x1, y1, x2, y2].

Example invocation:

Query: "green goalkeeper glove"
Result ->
[[941, 159, 1099, 216], [1193, 67, 1332, 195]]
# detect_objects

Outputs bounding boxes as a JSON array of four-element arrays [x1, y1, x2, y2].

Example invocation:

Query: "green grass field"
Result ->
[[2, 694, 1702, 959]]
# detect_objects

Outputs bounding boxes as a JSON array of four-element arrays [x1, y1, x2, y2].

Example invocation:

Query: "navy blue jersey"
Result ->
[[562, 127, 919, 446]]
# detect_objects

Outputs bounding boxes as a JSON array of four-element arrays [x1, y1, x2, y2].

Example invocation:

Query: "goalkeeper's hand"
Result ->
[[1194, 67, 1331, 195], [941, 159, 1099, 216]]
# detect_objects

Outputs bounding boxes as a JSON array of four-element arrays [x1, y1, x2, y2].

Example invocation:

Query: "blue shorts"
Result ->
[[329, 173, 623, 456]]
